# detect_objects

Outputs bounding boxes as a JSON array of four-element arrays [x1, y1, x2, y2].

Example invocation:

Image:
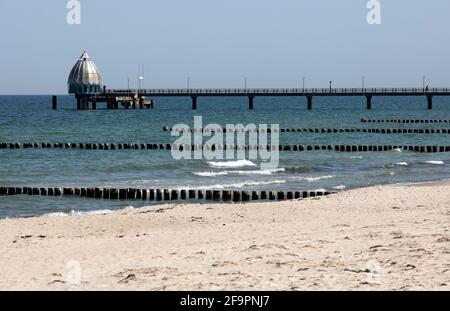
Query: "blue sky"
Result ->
[[0, 0, 450, 94]]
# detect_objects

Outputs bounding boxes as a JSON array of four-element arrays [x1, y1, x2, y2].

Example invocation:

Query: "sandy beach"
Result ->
[[0, 182, 449, 291]]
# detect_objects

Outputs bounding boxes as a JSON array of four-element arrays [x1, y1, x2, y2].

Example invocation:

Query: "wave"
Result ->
[[396, 162, 408, 166], [385, 162, 409, 168], [207, 160, 257, 168], [349, 156, 363, 159], [333, 185, 347, 190], [193, 168, 285, 177], [424, 160, 444, 165], [184, 180, 287, 190], [292, 175, 336, 182], [45, 209, 115, 217]]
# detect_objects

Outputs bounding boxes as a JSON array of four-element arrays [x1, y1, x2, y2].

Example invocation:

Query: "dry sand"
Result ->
[[0, 182, 449, 291]]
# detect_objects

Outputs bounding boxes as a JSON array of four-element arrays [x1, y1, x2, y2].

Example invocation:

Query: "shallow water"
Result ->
[[0, 95, 449, 218]]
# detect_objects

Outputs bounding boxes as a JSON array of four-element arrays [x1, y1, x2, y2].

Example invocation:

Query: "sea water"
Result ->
[[0, 95, 449, 218]]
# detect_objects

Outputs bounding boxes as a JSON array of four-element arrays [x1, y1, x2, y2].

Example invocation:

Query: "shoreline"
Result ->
[[2, 177, 450, 221], [0, 182, 449, 290]]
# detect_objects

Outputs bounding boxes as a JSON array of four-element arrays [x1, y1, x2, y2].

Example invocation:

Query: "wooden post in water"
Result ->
[[307, 95, 313, 110], [191, 95, 197, 110], [248, 95, 254, 110], [76, 96, 81, 110], [52, 96, 57, 110], [82, 96, 89, 110], [366, 95, 373, 110], [427, 95, 433, 110]]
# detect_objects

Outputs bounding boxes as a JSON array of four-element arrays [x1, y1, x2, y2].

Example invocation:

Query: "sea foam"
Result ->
[[207, 160, 256, 168], [194, 168, 285, 177], [424, 160, 444, 165], [293, 175, 336, 182], [190, 180, 287, 190], [45, 209, 114, 217]]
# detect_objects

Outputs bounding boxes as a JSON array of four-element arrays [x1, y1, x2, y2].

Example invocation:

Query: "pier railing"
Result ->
[[105, 87, 450, 96]]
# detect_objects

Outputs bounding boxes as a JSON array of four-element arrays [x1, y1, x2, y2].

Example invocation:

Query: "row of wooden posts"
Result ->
[[0, 186, 334, 202], [361, 119, 450, 124], [163, 127, 450, 135], [1, 142, 450, 153]]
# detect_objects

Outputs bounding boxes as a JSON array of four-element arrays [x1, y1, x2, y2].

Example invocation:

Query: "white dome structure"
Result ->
[[67, 51, 102, 95]]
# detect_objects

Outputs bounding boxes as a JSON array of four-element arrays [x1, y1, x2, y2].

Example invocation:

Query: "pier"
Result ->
[[58, 87, 450, 111], [105, 87, 450, 110], [61, 52, 450, 111]]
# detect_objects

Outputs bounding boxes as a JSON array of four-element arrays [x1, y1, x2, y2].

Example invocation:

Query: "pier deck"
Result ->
[[105, 87, 450, 110], [55, 87, 450, 110]]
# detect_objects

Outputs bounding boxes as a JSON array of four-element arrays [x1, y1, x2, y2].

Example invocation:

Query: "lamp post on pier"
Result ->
[[302, 76, 306, 94], [423, 76, 426, 93], [362, 75, 366, 94]]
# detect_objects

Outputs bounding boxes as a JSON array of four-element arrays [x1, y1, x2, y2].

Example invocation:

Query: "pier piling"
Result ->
[[52, 96, 57, 110], [191, 96, 197, 110], [366, 95, 373, 110], [248, 96, 254, 110], [427, 95, 433, 110], [307, 95, 313, 110]]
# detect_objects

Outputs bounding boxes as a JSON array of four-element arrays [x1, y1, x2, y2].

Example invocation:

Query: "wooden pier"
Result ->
[[62, 53, 450, 111], [105, 87, 450, 110], [56, 87, 450, 111]]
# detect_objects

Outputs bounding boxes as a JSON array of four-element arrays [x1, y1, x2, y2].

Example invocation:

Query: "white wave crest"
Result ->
[[207, 160, 256, 168], [45, 209, 114, 217], [293, 175, 336, 182], [424, 160, 444, 165], [194, 168, 285, 177], [187, 180, 287, 190], [333, 185, 347, 190]]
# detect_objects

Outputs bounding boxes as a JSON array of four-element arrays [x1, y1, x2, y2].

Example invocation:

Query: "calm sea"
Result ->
[[0, 95, 449, 218]]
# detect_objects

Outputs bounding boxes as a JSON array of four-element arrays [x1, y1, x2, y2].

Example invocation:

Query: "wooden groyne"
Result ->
[[361, 119, 450, 124], [1, 143, 450, 153], [163, 127, 450, 135], [0, 186, 335, 203]]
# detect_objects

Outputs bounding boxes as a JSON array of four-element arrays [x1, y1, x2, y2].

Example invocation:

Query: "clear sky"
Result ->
[[1, 0, 450, 94]]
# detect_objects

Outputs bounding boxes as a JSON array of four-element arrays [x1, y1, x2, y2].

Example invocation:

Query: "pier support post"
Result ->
[[366, 95, 373, 110], [82, 97, 89, 110], [76, 97, 81, 110], [132, 96, 138, 109], [52, 96, 57, 110], [248, 95, 254, 110], [106, 99, 111, 110], [307, 95, 313, 110], [139, 96, 145, 109], [427, 95, 433, 110], [191, 96, 197, 110], [92, 98, 97, 110]]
